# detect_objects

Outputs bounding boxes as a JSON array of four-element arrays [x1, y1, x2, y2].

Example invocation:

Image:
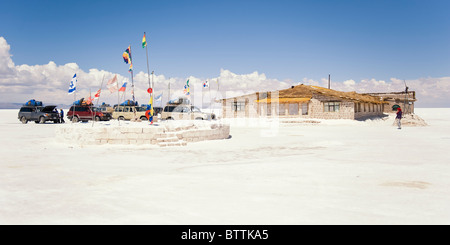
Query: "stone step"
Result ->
[[158, 140, 187, 147], [156, 136, 179, 143]]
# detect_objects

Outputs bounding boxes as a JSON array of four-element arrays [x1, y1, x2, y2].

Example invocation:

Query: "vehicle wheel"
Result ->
[[118, 116, 125, 121], [95, 116, 101, 121], [140, 116, 147, 121], [72, 116, 79, 123], [195, 117, 204, 120], [54, 120, 59, 123], [35, 121, 39, 124], [166, 117, 174, 120], [20, 116, 28, 124], [39, 116, 46, 124]]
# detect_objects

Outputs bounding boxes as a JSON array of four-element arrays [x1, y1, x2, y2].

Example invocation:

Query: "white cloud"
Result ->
[[0, 37, 16, 78], [0, 36, 449, 107]]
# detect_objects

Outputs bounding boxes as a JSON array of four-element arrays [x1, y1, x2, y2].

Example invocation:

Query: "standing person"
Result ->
[[60, 109, 65, 123], [396, 107, 402, 129]]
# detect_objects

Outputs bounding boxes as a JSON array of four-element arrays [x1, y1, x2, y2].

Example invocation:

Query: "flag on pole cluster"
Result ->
[[146, 95, 154, 124], [142, 33, 147, 48], [123, 46, 133, 72], [183, 79, 190, 96], [68, 74, 77, 94], [94, 89, 101, 99], [107, 75, 118, 93], [86, 96, 94, 104], [154, 93, 163, 101], [119, 82, 127, 92], [203, 81, 209, 88]]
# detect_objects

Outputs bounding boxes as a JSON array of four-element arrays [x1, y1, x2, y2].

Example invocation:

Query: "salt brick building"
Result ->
[[221, 85, 390, 120], [363, 91, 416, 114]]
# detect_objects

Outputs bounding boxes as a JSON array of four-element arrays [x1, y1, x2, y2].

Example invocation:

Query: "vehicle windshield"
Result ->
[[191, 106, 202, 113]]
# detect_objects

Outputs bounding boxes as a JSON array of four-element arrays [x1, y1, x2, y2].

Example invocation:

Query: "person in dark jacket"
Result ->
[[396, 107, 402, 129], [60, 109, 65, 123]]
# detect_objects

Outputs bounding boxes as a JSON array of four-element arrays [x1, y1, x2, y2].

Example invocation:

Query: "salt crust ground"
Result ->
[[0, 108, 449, 224]]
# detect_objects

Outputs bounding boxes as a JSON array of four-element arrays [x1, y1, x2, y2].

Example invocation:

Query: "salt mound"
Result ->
[[393, 114, 428, 127]]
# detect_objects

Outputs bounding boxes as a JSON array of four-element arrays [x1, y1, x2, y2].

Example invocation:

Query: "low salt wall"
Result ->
[[55, 120, 230, 147]]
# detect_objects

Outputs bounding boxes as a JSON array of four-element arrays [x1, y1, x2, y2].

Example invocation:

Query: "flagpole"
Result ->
[[73, 75, 77, 124], [209, 82, 212, 120], [72, 91, 76, 124], [151, 70, 154, 124], [117, 76, 120, 126], [129, 45, 137, 120], [92, 74, 105, 127], [144, 32, 151, 103], [168, 78, 171, 103]]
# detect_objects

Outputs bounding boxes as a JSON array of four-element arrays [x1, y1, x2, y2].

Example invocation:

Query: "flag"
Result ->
[[123, 46, 131, 64], [154, 93, 163, 101], [86, 96, 94, 104], [68, 74, 77, 94], [146, 96, 154, 124], [142, 33, 147, 48], [94, 89, 101, 99], [119, 82, 127, 92], [123, 46, 132, 72], [203, 81, 209, 88], [107, 75, 118, 93], [183, 79, 190, 95]]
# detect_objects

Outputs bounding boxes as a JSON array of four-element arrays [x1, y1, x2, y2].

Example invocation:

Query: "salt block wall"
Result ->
[[55, 123, 231, 146]]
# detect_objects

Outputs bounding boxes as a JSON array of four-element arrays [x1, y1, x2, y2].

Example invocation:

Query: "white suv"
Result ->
[[112, 106, 147, 121], [161, 105, 215, 120]]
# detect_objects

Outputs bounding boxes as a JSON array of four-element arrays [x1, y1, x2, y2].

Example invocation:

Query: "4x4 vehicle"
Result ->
[[112, 106, 148, 121], [161, 104, 215, 120], [18, 105, 60, 124], [153, 106, 163, 116], [67, 105, 111, 122], [92, 107, 112, 121]]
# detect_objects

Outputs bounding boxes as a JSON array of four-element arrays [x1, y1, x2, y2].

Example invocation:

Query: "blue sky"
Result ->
[[1, 0, 449, 81], [1, 0, 450, 106]]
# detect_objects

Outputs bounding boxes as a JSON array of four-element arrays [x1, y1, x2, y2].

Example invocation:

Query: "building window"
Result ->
[[279, 104, 286, 116], [289, 103, 299, 115], [324, 102, 340, 112], [232, 101, 245, 111], [302, 103, 308, 115], [266, 105, 272, 116]]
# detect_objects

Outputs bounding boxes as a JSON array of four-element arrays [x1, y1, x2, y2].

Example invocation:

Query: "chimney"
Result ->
[[328, 74, 331, 89]]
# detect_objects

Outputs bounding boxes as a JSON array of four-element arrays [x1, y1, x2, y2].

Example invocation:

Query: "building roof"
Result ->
[[222, 84, 387, 104], [278, 85, 386, 104], [255, 98, 311, 103]]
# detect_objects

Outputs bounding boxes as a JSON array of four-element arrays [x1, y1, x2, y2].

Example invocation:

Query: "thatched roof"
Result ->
[[278, 85, 386, 104], [222, 84, 386, 104]]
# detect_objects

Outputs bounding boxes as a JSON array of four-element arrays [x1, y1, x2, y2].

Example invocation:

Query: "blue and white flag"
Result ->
[[154, 93, 163, 101], [68, 74, 77, 94]]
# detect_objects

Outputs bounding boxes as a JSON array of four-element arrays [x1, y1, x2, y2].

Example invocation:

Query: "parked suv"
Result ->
[[67, 105, 110, 122], [161, 104, 215, 120], [92, 107, 112, 121], [112, 106, 147, 121], [18, 105, 60, 124]]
